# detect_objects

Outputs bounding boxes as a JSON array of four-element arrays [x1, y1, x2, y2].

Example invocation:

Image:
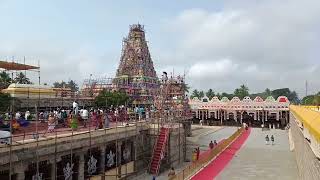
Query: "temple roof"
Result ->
[[0, 61, 39, 70]]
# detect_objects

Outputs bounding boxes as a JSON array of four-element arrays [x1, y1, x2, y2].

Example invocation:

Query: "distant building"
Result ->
[[189, 96, 290, 128]]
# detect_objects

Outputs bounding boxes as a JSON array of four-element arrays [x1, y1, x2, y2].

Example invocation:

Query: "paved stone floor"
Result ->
[[216, 128, 299, 180]]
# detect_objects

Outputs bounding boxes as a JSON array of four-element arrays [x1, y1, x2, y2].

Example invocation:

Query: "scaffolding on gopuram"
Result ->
[[81, 24, 160, 107]]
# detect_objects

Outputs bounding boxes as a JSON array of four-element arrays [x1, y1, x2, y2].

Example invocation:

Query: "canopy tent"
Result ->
[[0, 61, 39, 71]]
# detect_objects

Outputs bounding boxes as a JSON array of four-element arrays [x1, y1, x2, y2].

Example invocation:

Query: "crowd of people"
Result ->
[[0, 102, 154, 137]]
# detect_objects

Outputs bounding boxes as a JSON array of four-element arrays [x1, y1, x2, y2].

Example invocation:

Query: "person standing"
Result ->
[[271, 135, 275, 145], [209, 141, 214, 149], [265, 135, 269, 145], [214, 140, 218, 146], [104, 111, 110, 128], [168, 167, 175, 179], [196, 147, 200, 160]]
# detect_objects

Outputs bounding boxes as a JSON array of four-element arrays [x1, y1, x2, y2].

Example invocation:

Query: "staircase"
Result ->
[[150, 127, 169, 175]]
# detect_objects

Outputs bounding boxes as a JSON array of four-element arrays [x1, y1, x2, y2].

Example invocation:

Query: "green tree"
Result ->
[[301, 95, 314, 105], [221, 92, 233, 99], [199, 91, 205, 99], [271, 88, 299, 103], [67, 80, 79, 92], [53, 81, 66, 88], [53, 80, 79, 92], [0, 92, 11, 112], [234, 84, 249, 99], [313, 95, 320, 106], [0, 71, 12, 89], [191, 89, 200, 99], [94, 90, 130, 107], [206, 89, 215, 99], [14, 72, 32, 84], [181, 83, 190, 93]]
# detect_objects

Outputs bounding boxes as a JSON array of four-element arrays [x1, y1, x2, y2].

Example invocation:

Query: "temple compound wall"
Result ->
[[290, 106, 320, 180], [0, 122, 186, 180], [189, 96, 290, 128]]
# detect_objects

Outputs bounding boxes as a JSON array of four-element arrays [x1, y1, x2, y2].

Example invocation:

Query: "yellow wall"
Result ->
[[290, 105, 320, 142]]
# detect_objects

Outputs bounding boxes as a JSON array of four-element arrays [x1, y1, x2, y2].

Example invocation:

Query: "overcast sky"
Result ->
[[0, 0, 319, 97]]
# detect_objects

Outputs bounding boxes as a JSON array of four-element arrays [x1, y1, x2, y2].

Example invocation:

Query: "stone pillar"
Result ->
[[240, 112, 243, 124], [266, 111, 268, 122], [254, 112, 257, 120], [78, 153, 85, 180], [202, 110, 204, 121], [49, 158, 57, 180], [215, 110, 217, 119], [117, 141, 123, 178], [196, 110, 198, 118], [100, 146, 106, 180]]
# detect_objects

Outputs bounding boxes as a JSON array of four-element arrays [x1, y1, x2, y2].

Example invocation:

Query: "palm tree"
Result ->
[[191, 89, 200, 99], [181, 83, 190, 93], [206, 89, 215, 99], [14, 72, 32, 84]]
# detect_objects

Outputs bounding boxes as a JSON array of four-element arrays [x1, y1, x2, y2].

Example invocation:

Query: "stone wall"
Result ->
[[290, 113, 320, 180]]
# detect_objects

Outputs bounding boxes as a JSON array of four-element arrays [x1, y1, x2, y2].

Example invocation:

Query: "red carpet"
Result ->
[[198, 140, 225, 160], [192, 128, 251, 180]]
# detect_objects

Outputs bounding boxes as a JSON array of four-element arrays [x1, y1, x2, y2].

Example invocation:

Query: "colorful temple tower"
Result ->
[[113, 24, 159, 106]]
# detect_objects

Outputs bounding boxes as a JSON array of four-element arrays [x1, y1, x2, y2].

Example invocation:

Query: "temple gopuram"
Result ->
[[81, 24, 160, 107], [112, 24, 159, 106]]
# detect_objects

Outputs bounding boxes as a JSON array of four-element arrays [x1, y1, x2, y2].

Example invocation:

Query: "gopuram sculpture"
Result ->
[[113, 24, 159, 106]]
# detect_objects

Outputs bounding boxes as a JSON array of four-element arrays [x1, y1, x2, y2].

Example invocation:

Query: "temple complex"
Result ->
[[189, 96, 290, 128]]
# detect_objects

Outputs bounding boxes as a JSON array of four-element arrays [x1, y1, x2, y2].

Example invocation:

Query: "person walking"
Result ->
[[271, 135, 275, 145], [265, 135, 270, 145]]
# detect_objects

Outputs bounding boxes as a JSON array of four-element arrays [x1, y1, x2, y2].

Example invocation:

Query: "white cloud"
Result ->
[[158, 0, 320, 96], [188, 59, 238, 79]]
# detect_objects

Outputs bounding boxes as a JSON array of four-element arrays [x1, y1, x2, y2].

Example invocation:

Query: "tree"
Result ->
[[94, 90, 130, 107], [53, 80, 79, 92], [206, 89, 215, 99], [313, 95, 320, 106], [14, 72, 32, 84], [271, 88, 299, 103], [199, 91, 204, 99], [0, 92, 11, 112], [221, 92, 233, 99], [53, 81, 67, 88], [301, 95, 314, 105], [191, 89, 200, 99], [0, 71, 12, 89], [234, 84, 249, 99], [181, 83, 190, 93], [67, 80, 79, 92]]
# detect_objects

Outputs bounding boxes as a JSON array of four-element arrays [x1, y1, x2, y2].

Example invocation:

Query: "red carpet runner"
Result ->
[[192, 128, 251, 180]]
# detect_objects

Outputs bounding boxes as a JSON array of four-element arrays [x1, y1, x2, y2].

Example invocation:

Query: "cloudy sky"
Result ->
[[0, 0, 319, 97]]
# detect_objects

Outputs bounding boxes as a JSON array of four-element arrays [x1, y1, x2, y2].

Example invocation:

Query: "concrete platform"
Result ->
[[216, 128, 298, 180]]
